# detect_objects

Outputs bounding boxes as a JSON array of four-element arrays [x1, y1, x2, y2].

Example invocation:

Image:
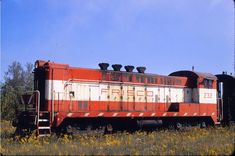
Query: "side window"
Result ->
[[204, 79, 213, 88], [209, 80, 213, 88]]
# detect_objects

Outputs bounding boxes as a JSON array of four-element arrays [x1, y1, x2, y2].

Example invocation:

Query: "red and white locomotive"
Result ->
[[13, 60, 229, 136]]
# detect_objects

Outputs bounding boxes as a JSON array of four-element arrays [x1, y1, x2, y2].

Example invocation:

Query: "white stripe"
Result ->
[[139, 113, 144, 117], [151, 113, 156, 116], [212, 112, 215, 116], [112, 113, 118, 117], [173, 113, 177, 116], [193, 112, 197, 116], [84, 113, 90, 117], [163, 113, 167, 116], [199, 88, 217, 104], [126, 113, 131, 116], [98, 113, 104, 116], [203, 113, 206, 116], [183, 113, 188, 116], [45, 80, 185, 103]]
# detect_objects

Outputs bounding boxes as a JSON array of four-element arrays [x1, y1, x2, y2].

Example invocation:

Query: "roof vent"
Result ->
[[136, 66, 146, 73], [124, 65, 134, 72], [112, 64, 122, 71], [99, 63, 109, 70]]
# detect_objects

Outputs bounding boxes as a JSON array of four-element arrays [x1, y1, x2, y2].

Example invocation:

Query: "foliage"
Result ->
[[0, 120, 234, 155], [0, 61, 34, 120]]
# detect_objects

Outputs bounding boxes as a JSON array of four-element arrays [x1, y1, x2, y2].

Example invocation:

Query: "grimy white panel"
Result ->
[[99, 84, 109, 101], [122, 85, 135, 102], [184, 88, 192, 103], [192, 88, 199, 103], [65, 82, 73, 100], [135, 86, 146, 102], [170, 88, 177, 102], [199, 88, 217, 104], [164, 87, 171, 103], [45, 80, 66, 100], [159, 87, 165, 103], [122, 85, 128, 102], [177, 88, 184, 103], [110, 85, 121, 101], [46, 80, 187, 103], [89, 84, 99, 101], [77, 84, 90, 101], [127, 85, 135, 102], [146, 87, 157, 103]]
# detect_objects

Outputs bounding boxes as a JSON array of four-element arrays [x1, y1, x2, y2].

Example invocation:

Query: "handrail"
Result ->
[[63, 78, 187, 89], [217, 97, 223, 122], [35, 90, 40, 126], [52, 90, 55, 122]]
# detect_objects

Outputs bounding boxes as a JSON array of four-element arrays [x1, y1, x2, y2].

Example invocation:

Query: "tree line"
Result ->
[[1, 61, 34, 120]]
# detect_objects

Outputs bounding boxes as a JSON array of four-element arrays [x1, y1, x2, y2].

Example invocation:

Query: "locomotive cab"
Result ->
[[170, 70, 218, 124]]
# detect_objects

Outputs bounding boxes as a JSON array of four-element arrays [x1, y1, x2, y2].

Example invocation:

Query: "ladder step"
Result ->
[[38, 134, 51, 137], [38, 119, 49, 122], [38, 126, 51, 129]]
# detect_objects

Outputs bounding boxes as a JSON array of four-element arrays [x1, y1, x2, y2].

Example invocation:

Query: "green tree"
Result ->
[[0, 61, 34, 120]]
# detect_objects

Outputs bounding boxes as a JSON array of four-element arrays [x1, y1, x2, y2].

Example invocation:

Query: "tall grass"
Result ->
[[0, 120, 234, 155]]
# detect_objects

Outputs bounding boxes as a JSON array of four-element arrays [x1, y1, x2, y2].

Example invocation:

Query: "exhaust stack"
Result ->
[[124, 65, 135, 72], [99, 63, 109, 70], [136, 66, 146, 73], [112, 64, 122, 71]]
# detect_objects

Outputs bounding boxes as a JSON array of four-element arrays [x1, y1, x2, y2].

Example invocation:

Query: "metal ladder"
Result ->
[[37, 111, 51, 137], [34, 90, 51, 137]]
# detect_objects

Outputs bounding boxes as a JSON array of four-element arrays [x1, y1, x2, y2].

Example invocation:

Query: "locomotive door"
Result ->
[[89, 84, 100, 111], [77, 84, 89, 111]]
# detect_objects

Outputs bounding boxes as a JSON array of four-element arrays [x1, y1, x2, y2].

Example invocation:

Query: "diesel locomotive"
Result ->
[[12, 60, 235, 136]]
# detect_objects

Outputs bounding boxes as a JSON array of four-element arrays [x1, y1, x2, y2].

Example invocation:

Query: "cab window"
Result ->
[[204, 79, 213, 88]]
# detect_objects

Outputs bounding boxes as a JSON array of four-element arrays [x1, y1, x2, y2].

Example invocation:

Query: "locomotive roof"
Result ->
[[169, 70, 217, 80], [36, 60, 216, 80]]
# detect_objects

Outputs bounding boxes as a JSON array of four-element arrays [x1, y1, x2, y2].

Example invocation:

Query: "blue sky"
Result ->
[[1, 0, 234, 81]]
